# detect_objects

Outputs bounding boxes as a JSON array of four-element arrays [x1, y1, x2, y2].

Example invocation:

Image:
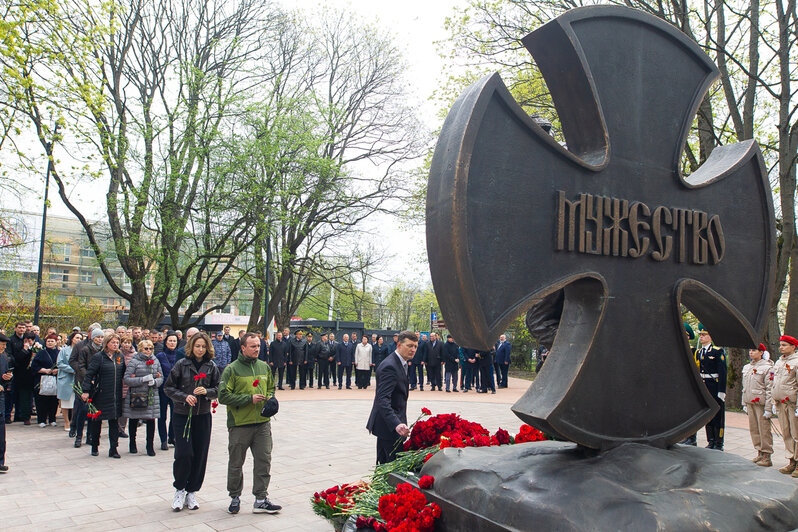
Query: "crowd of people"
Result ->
[[0, 320, 281, 515], [0, 319, 513, 513]]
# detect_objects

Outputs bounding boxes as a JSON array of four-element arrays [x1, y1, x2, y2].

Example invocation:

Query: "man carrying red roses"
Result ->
[[219, 332, 281, 515], [367, 330, 418, 464]]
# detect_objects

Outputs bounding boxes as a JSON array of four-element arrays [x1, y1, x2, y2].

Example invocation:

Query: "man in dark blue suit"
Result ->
[[494, 335, 511, 388], [366, 330, 418, 464], [410, 333, 427, 391], [335, 334, 356, 389]]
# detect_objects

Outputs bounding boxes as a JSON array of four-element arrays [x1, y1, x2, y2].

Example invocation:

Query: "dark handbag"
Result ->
[[130, 392, 149, 409], [260, 396, 279, 418]]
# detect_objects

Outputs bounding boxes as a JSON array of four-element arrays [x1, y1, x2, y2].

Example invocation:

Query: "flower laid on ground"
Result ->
[[312, 483, 367, 521], [514, 424, 547, 443], [418, 475, 434, 489], [377, 483, 441, 531], [311, 409, 552, 531]]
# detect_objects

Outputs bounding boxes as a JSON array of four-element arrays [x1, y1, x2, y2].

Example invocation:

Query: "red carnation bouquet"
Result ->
[[73, 382, 101, 419], [183, 372, 208, 440], [312, 483, 367, 525], [376, 483, 441, 531], [514, 424, 547, 443]]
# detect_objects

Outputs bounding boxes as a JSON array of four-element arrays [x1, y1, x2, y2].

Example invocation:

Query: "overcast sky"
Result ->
[[3, 0, 469, 289]]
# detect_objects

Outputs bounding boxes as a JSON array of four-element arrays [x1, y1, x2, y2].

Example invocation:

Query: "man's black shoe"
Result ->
[[326, 386, 330, 389], [253, 498, 281, 514], [109, 449, 121, 459], [118, 431, 128, 439], [491, 390, 496, 394], [161, 441, 169, 451], [277, 387, 284, 390], [338, 386, 342, 390], [705, 442, 715, 449], [0, 464, 8, 473], [74, 439, 82, 448], [91, 447, 99, 456], [453, 388, 458, 392], [68, 428, 76, 438], [346, 386, 352, 390], [228, 496, 240, 514]]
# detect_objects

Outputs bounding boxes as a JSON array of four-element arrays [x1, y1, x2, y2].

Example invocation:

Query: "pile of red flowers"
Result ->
[[514, 424, 547, 443], [376, 482, 441, 532], [404, 412, 515, 451], [312, 483, 366, 519]]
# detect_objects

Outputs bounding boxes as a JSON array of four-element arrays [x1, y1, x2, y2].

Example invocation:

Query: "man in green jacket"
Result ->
[[219, 332, 281, 515]]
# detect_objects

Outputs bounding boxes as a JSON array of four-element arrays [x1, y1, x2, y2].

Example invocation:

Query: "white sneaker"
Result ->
[[185, 492, 199, 510], [39, 423, 46, 428], [172, 489, 186, 511], [50, 422, 58, 427]]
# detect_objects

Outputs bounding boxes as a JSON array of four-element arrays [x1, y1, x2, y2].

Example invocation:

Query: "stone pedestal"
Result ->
[[407, 442, 798, 531]]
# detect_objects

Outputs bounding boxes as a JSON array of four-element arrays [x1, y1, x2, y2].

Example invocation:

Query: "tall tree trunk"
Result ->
[[726, 347, 745, 409]]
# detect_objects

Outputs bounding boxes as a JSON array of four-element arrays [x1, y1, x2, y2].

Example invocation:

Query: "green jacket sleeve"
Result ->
[[218, 365, 253, 408]]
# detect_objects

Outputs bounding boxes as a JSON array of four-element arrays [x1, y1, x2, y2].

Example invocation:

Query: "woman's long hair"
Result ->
[[186, 332, 215, 362]]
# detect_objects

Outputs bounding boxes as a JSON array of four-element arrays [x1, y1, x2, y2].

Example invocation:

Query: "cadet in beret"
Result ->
[[696, 324, 727, 450], [742, 343, 774, 467], [772, 335, 798, 476]]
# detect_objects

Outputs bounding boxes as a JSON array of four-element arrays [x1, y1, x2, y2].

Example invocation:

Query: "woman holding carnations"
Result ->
[[164, 332, 220, 511], [56, 331, 82, 435], [157, 332, 179, 450], [30, 333, 60, 427], [123, 339, 163, 456], [81, 333, 126, 458], [117, 335, 137, 438]]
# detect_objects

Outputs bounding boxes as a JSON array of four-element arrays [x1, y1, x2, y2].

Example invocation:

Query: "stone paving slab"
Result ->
[[1, 376, 790, 531]]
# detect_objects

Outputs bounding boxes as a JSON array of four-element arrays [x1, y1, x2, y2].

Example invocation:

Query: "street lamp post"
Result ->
[[33, 124, 59, 326]]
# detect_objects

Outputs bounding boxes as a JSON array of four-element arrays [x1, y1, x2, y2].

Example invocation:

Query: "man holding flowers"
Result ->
[[219, 332, 282, 515], [367, 330, 418, 464]]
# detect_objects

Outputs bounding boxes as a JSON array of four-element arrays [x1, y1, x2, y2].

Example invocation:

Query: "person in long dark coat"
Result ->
[[288, 330, 308, 390], [443, 335, 460, 392], [30, 334, 60, 426], [268, 332, 287, 390], [81, 333, 126, 458], [10, 329, 36, 424], [409, 334, 427, 391], [427, 333, 443, 391]]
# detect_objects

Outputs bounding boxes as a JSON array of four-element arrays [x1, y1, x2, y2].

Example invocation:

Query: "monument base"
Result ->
[[398, 441, 798, 531]]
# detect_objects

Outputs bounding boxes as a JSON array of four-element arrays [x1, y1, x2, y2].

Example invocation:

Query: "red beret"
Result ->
[[758, 343, 767, 351], [780, 335, 798, 347]]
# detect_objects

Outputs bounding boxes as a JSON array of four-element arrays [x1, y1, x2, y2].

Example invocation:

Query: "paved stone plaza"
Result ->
[[0, 377, 784, 531]]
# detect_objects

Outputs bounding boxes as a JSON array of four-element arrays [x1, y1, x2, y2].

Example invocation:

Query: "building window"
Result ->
[[52, 243, 72, 262], [80, 270, 92, 283], [80, 245, 95, 258], [49, 268, 69, 288]]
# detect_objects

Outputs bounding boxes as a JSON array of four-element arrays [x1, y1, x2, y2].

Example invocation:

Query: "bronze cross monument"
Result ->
[[426, 6, 776, 450]]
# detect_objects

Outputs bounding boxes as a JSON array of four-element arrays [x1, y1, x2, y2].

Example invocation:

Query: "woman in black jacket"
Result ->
[[81, 333, 125, 458], [164, 332, 219, 512], [30, 334, 60, 426]]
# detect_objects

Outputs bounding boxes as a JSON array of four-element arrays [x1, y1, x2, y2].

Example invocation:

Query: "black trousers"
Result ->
[[12, 382, 32, 421], [479, 365, 495, 392], [90, 418, 120, 450], [35, 394, 58, 424], [498, 363, 509, 387], [331, 362, 338, 385], [356, 369, 371, 388], [271, 364, 285, 388], [409, 364, 424, 389], [300, 362, 314, 389], [376, 433, 403, 464], [428, 365, 442, 389], [172, 412, 212, 492], [317, 360, 330, 387], [286, 363, 297, 389], [337, 364, 352, 388], [0, 408, 5, 465], [129, 419, 155, 448], [705, 395, 725, 448], [73, 396, 87, 439], [158, 389, 174, 444]]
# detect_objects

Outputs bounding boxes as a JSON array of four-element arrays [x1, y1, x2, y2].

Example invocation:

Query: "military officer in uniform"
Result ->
[[696, 324, 727, 450]]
